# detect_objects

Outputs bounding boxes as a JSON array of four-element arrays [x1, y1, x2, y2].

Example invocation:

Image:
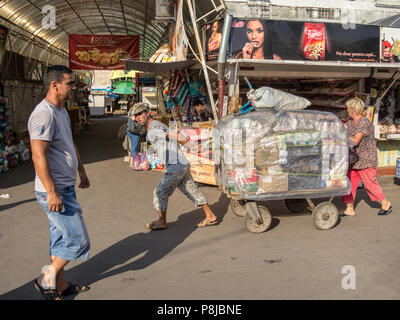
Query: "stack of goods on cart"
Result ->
[[213, 86, 350, 200], [377, 92, 400, 139]]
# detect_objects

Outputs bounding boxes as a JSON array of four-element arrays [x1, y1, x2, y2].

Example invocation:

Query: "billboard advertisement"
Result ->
[[380, 27, 400, 63], [69, 34, 140, 70], [205, 19, 223, 61], [230, 19, 380, 63]]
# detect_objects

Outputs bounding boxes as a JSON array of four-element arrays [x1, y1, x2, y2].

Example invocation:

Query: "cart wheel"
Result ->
[[244, 205, 272, 234], [285, 199, 309, 213], [230, 199, 247, 217], [312, 202, 339, 230]]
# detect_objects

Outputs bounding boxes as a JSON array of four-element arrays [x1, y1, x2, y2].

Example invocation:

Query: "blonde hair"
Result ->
[[345, 97, 365, 115]]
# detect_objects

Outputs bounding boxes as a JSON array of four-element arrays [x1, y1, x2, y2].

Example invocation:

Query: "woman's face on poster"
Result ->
[[212, 21, 219, 33], [245, 20, 264, 49]]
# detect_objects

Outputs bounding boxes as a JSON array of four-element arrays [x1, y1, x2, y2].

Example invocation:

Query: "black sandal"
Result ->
[[378, 206, 392, 216], [60, 282, 90, 296], [34, 280, 63, 300]]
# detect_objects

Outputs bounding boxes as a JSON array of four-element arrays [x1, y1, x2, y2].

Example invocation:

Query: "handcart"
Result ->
[[213, 104, 350, 234], [229, 194, 340, 233]]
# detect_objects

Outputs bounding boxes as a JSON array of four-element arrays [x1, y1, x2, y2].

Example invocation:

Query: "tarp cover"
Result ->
[[213, 109, 351, 200]]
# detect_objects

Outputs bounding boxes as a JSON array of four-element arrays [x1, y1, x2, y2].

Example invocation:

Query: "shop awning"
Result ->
[[112, 79, 135, 94], [125, 59, 196, 73]]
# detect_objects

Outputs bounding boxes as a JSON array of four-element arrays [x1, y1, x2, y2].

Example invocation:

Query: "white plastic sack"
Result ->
[[171, 0, 188, 61], [247, 86, 311, 111]]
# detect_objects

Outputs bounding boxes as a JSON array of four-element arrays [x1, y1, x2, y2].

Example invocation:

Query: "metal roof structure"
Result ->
[[0, 0, 225, 66], [371, 14, 400, 26]]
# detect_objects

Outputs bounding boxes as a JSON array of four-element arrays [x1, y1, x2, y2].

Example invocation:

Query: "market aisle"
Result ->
[[1, 115, 400, 300]]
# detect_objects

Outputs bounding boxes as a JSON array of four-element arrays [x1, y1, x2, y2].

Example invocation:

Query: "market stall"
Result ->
[[214, 15, 400, 176]]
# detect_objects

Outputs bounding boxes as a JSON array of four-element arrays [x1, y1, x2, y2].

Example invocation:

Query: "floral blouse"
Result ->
[[346, 117, 378, 170]]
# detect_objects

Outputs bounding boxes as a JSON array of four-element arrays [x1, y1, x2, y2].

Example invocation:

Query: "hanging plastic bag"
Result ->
[[247, 86, 311, 111], [133, 153, 150, 171], [171, 0, 188, 61]]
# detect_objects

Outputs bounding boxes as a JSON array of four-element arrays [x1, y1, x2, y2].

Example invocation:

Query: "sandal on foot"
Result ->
[[195, 219, 219, 228], [339, 213, 355, 217], [378, 206, 392, 216], [34, 280, 62, 300], [60, 282, 90, 296], [146, 220, 167, 230]]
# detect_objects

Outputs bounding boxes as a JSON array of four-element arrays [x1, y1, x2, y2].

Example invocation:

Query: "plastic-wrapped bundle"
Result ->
[[247, 86, 311, 111], [212, 109, 350, 200]]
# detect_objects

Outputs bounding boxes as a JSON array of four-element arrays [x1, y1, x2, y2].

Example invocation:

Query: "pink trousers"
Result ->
[[342, 167, 385, 204]]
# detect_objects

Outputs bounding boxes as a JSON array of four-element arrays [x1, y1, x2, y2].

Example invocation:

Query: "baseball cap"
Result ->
[[129, 102, 149, 116]]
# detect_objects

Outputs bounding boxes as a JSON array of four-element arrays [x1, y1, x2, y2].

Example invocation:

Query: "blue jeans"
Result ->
[[35, 186, 90, 261], [126, 131, 141, 157]]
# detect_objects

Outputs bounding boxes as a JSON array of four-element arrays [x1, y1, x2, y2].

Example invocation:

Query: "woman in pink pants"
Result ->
[[341, 98, 392, 216]]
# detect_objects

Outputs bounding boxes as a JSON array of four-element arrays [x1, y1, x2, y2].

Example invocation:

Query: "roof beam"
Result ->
[[93, 0, 113, 35], [25, 0, 70, 36], [0, 0, 15, 9], [65, 0, 95, 34], [120, 0, 129, 35], [0, 14, 68, 59], [142, 0, 149, 59]]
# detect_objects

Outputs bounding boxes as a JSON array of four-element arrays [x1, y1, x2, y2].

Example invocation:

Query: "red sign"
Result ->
[[69, 34, 140, 70]]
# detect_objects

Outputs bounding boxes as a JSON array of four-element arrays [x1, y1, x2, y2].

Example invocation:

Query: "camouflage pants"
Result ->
[[153, 169, 207, 212]]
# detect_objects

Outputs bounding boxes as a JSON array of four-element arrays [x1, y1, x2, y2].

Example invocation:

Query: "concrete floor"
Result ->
[[0, 116, 399, 300]]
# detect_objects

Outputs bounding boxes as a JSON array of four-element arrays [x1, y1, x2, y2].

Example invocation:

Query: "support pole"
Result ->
[[217, 11, 232, 119], [186, 0, 218, 122]]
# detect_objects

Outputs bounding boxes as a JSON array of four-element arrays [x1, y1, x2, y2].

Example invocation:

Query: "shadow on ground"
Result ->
[[0, 198, 36, 212], [0, 193, 230, 300]]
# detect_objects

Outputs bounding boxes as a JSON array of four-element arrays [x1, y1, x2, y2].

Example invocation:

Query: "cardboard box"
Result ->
[[255, 146, 279, 168], [184, 152, 216, 185], [228, 168, 258, 193], [192, 121, 215, 129], [258, 171, 288, 194], [229, 144, 255, 167], [189, 163, 217, 185]]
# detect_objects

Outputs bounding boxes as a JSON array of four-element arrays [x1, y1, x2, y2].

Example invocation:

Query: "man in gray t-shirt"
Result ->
[[28, 99, 78, 192], [132, 102, 218, 230], [28, 66, 90, 300]]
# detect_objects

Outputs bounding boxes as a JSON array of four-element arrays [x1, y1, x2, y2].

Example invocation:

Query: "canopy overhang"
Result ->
[[125, 59, 196, 73]]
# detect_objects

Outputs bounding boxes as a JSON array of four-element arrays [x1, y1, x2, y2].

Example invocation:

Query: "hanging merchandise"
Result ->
[[171, 0, 189, 61], [150, 43, 175, 63], [189, 81, 206, 98], [0, 97, 12, 148]]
